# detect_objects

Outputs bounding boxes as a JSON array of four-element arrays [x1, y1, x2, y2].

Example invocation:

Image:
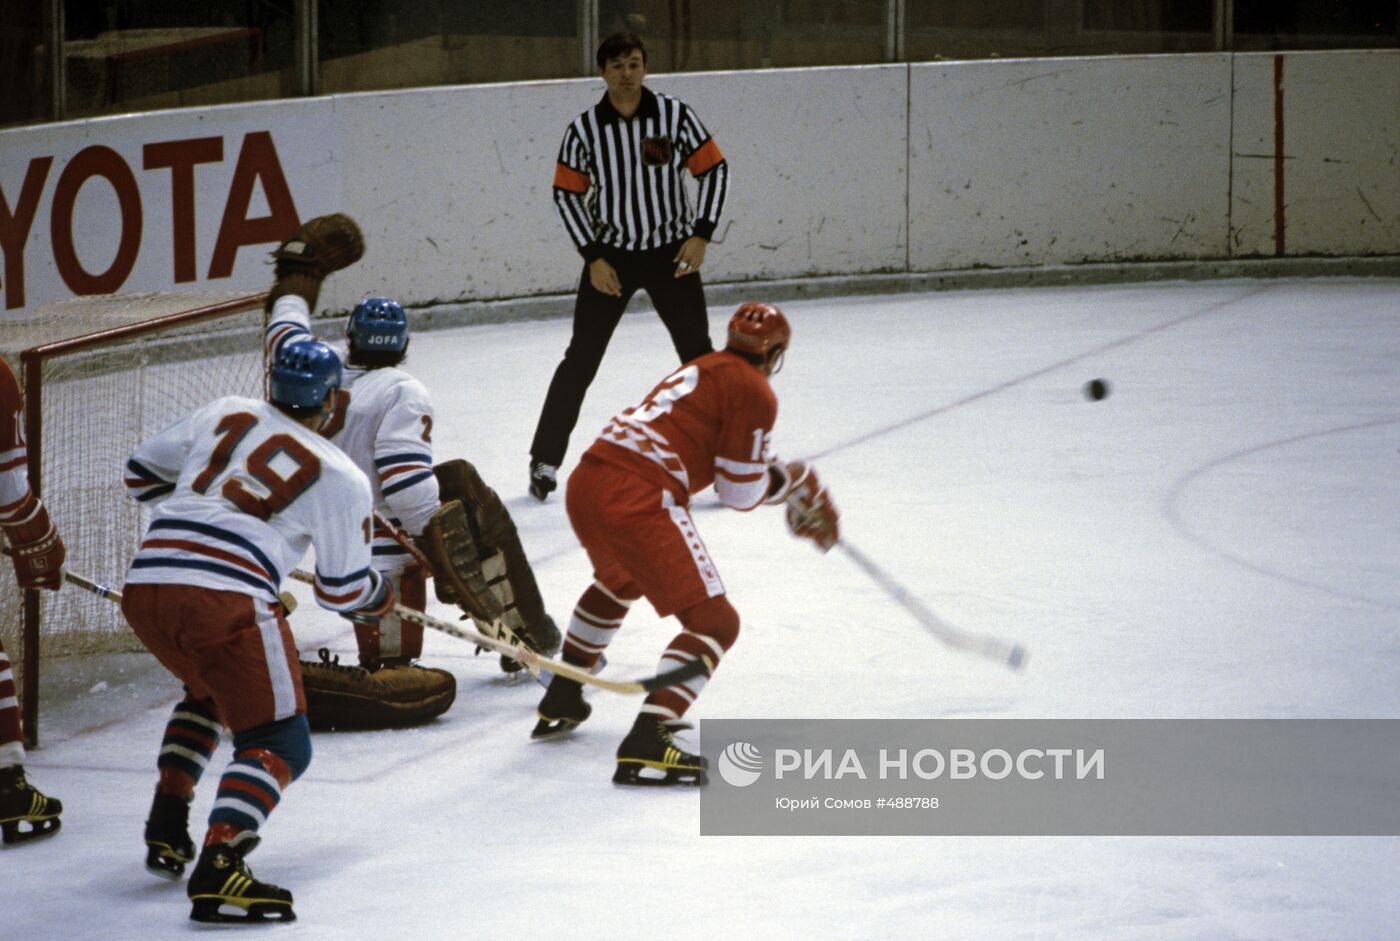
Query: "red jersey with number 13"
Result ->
[[588, 350, 779, 510]]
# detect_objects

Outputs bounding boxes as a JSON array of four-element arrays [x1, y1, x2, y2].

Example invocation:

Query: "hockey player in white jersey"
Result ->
[[121, 338, 394, 923], [267, 294, 443, 673], [263, 214, 559, 724]]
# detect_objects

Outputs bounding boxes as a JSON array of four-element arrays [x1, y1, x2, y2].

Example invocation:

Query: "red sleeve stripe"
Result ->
[[685, 138, 724, 177], [553, 162, 590, 194], [266, 322, 305, 355], [715, 467, 764, 484], [315, 583, 367, 605], [0, 491, 37, 523], [379, 463, 431, 480], [0, 444, 25, 470]]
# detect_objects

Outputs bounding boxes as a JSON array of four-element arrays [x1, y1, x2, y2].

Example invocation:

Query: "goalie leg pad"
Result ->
[[300, 649, 455, 731]]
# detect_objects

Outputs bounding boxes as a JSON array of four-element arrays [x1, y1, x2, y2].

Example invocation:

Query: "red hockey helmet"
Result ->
[[725, 303, 791, 367]]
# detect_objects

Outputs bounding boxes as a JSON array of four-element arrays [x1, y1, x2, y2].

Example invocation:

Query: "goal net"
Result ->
[[0, 290, 268, 744]]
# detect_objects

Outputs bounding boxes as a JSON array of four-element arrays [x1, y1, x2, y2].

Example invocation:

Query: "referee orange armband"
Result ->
[[685, 139, 725, 177], [553, 162, 590, 194]]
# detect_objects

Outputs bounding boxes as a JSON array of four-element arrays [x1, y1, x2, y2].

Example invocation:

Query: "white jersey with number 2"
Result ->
[[266, 296, 439, 568]]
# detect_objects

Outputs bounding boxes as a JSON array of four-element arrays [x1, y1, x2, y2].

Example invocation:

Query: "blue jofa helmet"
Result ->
[[347, 297, 409, 353], [270, 339, 343, 408]]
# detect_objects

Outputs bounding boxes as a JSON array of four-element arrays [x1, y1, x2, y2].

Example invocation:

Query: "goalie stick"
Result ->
[[836, 539, 1028, 672], [289, 569, 704, 695]]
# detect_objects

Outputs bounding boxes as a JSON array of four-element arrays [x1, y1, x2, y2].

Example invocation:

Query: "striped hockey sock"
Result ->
[[0, 643, 24, 760], [207, 747, 292, 843], [641, 597, 740, 722], [561, 582, 636, 670], [156, 698, 221, 798]]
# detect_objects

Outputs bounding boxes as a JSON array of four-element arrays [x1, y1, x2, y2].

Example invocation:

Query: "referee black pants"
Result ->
[[530, 242, 714, 467]]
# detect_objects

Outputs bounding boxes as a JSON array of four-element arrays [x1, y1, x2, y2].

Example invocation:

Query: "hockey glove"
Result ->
[[2, 497, 65, 591], [773, 461, 839, 553]]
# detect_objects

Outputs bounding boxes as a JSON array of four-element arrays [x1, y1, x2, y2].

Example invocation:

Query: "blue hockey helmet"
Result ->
[[347, 297, 409, 353], [270, 339, 343, 408]]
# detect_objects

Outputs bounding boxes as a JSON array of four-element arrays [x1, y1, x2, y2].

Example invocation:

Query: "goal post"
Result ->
[[2, 291, 268, 746]]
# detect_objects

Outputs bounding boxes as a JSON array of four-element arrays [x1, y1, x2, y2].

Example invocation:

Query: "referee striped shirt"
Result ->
[[553, 87, 728, 261]]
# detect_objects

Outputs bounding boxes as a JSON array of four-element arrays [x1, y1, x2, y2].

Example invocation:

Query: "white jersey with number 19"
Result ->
[[123, 395, 382, 614]]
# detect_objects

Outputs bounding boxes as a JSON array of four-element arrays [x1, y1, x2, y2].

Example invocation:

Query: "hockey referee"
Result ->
[[528, 31, 729, 501]]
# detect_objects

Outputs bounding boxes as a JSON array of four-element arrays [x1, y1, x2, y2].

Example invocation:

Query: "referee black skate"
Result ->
[[528, 31, 730, 500]]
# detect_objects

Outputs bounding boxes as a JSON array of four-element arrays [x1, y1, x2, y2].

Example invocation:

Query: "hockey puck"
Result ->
[[1083, 378, 1110, 401]]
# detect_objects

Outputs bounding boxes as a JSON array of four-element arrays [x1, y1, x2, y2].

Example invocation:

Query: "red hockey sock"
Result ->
[[0, 642, 23, 749], [641, 596, 740, 721], [561, 581, 638, 669]]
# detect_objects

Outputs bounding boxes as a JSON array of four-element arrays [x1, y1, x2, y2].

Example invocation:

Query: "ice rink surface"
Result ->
[[7, 277, 1400, 939]]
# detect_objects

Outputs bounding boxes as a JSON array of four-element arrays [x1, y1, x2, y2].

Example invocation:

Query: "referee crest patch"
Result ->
[[642, 136, 674, 167]]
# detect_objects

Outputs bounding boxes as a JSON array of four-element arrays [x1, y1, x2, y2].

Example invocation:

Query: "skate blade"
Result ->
[[1, 816, 61, 845], [612, 761, 708, 788], [189, 898, 296, 923], [530, 716, 584, 740], [146, 843, 192, 880]]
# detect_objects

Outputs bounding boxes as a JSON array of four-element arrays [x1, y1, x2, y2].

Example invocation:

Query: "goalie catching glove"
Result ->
[[2, 494, 65, 591], [266, 213, 365, 311], [767, 461, 840, 552]]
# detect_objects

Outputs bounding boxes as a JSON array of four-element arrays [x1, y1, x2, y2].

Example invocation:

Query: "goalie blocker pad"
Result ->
[[432, 460, 561, 657], [300, 649, 455, 731], [416, 499, 505, 622]]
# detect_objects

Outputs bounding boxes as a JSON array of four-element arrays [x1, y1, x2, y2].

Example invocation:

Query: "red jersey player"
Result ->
[[0, 357, 66, 843], [533, 302, 839, 786]]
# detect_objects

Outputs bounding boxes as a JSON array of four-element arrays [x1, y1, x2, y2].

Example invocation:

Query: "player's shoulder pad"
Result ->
[[383, 369, 433, 409], [205, 394, 265, 421]]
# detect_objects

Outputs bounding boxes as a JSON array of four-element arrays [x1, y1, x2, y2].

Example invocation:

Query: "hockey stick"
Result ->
[[57, 568, 124, 603], [289, 569, 704, 695], [836, 539, 1028, 672], [0, 545, 126, 602], [40, 565, 303, 614]]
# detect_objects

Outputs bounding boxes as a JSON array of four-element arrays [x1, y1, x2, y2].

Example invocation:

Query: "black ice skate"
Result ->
[[612, 715, 708, 787], [531, 674, 591, 739], [0, 765, 62, 844], [528, 461, 557, 502], [144, 791, 194, 879], [187, 840, 295, 923]]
